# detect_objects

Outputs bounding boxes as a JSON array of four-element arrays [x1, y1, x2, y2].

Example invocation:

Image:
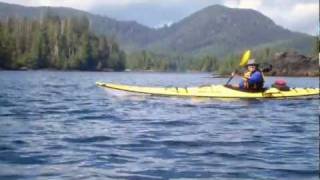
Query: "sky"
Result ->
[[0, 0, 318, 35]]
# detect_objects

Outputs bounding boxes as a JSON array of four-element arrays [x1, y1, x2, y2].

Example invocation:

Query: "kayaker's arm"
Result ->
[[248, 71, 263, 84]]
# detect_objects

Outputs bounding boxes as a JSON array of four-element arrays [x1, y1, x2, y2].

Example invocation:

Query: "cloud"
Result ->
[[238, 0, 263, 9], [0, 0, 94, 10], [223, 0, 263, 9], [223, 0, 238, 8], [290, 3, 318, 22], [221, 0, 318, 35], [281, 3, 318, 34], [1, 0, 192, 9], [257, 1, 319, 35]]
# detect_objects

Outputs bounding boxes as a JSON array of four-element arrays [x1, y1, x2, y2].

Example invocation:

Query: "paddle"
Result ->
[[225, 50, 251, 85]]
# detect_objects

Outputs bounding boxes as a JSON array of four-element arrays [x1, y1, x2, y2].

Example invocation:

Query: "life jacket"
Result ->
[[242, 69, 265, 90]]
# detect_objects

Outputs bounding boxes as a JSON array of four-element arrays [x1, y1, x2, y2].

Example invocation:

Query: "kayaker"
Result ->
[[231, 59, 264, 90]]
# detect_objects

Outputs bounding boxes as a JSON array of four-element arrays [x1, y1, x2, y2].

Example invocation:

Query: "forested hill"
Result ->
[[0, 2, 155, 49], [0, 16, 126, 70], [0, 2, 314, 57]]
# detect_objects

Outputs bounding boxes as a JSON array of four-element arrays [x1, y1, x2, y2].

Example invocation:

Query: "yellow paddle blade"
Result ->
[[239, 50, 251, 66]]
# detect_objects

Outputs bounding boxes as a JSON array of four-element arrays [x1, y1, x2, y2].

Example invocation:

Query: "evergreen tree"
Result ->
[[0, 16, 126, 71]]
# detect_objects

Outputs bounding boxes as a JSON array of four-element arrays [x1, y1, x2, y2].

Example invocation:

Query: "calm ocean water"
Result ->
[[0, 71, 319, 180]]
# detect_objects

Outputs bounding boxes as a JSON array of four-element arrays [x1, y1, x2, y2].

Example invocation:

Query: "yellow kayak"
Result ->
[[96, 82, 319, 99]]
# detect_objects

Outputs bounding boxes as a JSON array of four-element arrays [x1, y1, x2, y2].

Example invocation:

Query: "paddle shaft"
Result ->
[[225, 74, 235, 85]]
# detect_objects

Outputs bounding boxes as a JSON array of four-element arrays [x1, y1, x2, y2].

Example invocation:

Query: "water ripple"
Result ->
[[0, 71, 318, 180], [63, 136, 115, 143]]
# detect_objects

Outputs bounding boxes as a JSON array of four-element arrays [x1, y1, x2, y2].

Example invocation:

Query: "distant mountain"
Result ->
[[0, 2, 314, 57], [149, 5, 313, 56]]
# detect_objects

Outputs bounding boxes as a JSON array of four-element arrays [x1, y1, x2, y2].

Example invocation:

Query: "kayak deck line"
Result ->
[[96, 82, 320, 99]]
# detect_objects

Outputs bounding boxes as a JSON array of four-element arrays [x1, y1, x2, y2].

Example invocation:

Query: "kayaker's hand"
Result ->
[[231, 72, 235, 76], [244, 71, 251, 79]]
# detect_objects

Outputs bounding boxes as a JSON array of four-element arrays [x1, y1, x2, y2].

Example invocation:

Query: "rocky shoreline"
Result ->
[[1, 51, 319, 77], [267, 51, 319, 76]]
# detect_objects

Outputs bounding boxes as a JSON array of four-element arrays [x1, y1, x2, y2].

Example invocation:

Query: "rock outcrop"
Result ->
[[269, 51, 319, 76]]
